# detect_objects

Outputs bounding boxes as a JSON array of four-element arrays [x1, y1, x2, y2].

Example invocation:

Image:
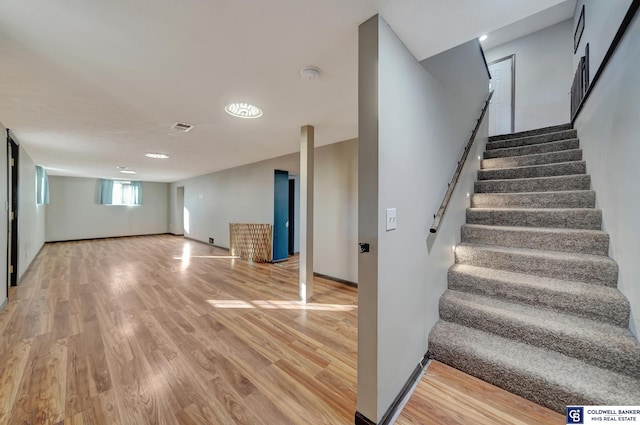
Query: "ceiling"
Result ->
[[0, 0, 570, 182]]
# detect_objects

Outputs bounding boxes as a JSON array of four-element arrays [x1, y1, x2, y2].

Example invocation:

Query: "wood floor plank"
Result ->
[[0, 338, 34, 423], [0, 235, 567, 424], [9, 334, 67, 425], [396, 361, 564, 425]]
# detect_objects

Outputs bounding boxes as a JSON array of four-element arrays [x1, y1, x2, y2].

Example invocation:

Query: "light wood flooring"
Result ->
[[0, 235, 564, 424], [396, 361, 563, 425]]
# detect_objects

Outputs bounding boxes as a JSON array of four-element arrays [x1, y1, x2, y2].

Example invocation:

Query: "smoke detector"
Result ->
[[300, 66, 320, 81], [171, 122, 194, 132]]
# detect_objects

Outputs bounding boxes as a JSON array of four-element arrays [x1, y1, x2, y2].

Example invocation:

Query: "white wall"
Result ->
[[358, 15, 490, 421], [573, 11, 640, 337], [314, 140, 358, 283], [486, 20, 573, 132], [573, 0, 633, 81], [17, 145, 45, 281], [0, 122, 7, 308], [170, 154, 299, 248], [168, 138, 358, 282], [45, 176, 169, 241]]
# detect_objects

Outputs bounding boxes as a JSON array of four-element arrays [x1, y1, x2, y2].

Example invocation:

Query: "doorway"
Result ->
[[176, 186, 185, 236], [7, 134, 18, 287], [273, 170, 289, 262], [287, 176, 301, 256], [488, 54, 515, 136]]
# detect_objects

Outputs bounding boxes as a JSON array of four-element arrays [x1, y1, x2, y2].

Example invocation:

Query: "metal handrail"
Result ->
[[429, 91, 493, 234]]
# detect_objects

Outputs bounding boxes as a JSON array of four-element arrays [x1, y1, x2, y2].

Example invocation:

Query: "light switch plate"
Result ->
[[386, 208, 397, 231]]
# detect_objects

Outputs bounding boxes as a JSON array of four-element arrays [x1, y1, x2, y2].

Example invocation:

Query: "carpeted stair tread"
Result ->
[[480, 149, 582, 170], [439, 290, 640, 377], [478, 161, 586, 180], [428, 321, 640, 413], [471, 190, 595, 209], [448, 264, 628, 326], [486, 129, 578, 150], [475, 174, 590, 193], [430, 123, 639, 412], [460, 224, 608, 255], [455, 242, 618, 286], [481, 149, 583, 170], [466, 208, 601, 230], [488, 123, 573, 142], [484, 139, 580, 159]]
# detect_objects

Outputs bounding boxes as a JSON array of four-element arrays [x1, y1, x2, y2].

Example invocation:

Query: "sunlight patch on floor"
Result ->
[[206, 299, 357, 311]]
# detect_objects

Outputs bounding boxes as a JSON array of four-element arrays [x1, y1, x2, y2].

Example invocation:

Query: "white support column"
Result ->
[[299, 125, 314, 302]]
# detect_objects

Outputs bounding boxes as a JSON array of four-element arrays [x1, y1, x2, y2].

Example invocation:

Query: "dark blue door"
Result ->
[[273, 170, 289, 262]]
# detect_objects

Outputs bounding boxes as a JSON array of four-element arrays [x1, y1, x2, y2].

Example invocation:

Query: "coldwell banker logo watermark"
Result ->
[[567, 406, 640, 424], [567, 407, 584, 424]]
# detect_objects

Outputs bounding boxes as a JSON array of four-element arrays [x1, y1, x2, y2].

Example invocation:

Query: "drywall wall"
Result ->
[[573, 11, 640, 337], [170, 154, 299, 247], [314, 140, 358, 283], [357, 15, 380, 421], [485, 20, 573, 132], [0, 122, 7, 308], [573, 0, 633, 82], [420, 39, 489, 132], [358, 15, 489, 421], [45, 176, 169, 241], [168, 138, 358, 283], [18, 145, 45, 281]]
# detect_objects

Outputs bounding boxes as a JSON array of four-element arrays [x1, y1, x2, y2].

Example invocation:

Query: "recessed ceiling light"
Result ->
[[479, 34, 488, 42], [225, 102, 263, 119], [145, 152, 170, 159], [120, 170, 137, 174]]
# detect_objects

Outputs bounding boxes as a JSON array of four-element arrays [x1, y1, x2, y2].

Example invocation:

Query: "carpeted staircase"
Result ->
[[428, 123, 640, 413]]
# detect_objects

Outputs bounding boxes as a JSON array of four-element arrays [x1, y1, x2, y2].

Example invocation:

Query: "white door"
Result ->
[[488, 57, 514, 136]]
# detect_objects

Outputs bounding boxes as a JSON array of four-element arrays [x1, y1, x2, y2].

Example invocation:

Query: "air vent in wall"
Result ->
[[171, 122, 194, 132]]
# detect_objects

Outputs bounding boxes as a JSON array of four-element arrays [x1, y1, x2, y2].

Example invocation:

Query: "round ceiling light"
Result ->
[[225, 102, 263, 119], [479, 34, 488, 42], [145, 152, 170, 159]]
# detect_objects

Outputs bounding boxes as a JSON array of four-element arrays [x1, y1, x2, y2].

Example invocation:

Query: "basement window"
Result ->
[[98, 179, 142, 205], [36, 165, 50, 205]]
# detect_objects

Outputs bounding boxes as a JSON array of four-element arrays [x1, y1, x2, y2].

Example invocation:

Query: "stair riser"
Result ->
[[478, 161, 586, 180], [487, 129, 578, 150], [448, 267, 627, 326], [429, 337, 601, 413], [455, 245, 618, 286], [466, 209, 602, 230], [460, 225, 608, 255], [484, 139, 580, 159], [471, 191, 595, 209], [439, 296, 640, 378], [489, 123, 573, 142], [481, 150, 583, 170], [475, 175, 590, 193]]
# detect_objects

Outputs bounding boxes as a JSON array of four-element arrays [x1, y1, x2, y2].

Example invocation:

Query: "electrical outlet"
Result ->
[[208, 237, 214, 244]]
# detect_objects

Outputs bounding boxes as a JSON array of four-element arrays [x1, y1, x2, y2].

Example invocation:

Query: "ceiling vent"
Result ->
[[171, 122, 194, 132]]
